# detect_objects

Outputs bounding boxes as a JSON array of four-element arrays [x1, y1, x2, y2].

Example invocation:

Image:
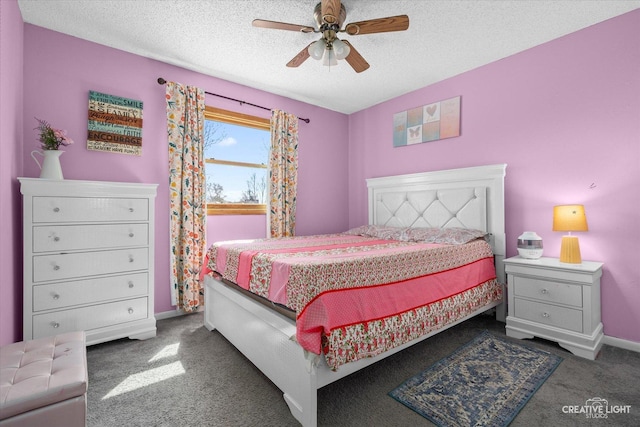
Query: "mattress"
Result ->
[[204, 230, 501, 370]]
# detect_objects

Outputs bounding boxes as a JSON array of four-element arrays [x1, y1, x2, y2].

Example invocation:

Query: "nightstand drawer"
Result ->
[[512, 276, 582, 307], [514, 298, 583, 333]]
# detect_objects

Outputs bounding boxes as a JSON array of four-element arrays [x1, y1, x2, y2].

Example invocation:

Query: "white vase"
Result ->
[[31, 150, 64, 180]]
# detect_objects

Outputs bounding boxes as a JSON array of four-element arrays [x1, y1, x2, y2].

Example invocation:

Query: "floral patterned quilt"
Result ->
[[205, 233, 501, 370]]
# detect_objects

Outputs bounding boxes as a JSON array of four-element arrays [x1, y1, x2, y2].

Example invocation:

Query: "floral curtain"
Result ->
[[166, 81, 206, 312], [269, 110, 299, 238]]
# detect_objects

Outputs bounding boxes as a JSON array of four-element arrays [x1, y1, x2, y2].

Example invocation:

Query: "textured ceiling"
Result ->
[[18, 0, 640, 114]]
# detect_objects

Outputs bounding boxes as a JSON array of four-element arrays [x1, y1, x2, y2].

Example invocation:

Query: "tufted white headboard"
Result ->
[[370, 186, 487, 231], [366, 164, 507, 285]]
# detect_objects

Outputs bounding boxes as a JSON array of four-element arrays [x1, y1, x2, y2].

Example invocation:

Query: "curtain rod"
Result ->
[[157, 78, 310, 123]]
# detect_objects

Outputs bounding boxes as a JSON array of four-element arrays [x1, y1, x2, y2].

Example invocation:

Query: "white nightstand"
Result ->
[[504, 256, 604, 359]]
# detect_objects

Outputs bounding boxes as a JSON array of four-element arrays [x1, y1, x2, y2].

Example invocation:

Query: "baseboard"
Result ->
[[604, 334, 640, 353], [154, 307, 203, 321], [154, 308, 184, 320]]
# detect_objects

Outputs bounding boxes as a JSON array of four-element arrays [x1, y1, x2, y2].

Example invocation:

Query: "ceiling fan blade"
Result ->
[[252, 19, 315, 33], [342, 41, 369, 73], [320, 0, 341, 25], [344, 15, 409, 35], [286, 43, 312, 68]]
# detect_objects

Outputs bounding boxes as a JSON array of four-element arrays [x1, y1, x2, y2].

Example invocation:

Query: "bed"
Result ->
[[203, 163, 507, 426]]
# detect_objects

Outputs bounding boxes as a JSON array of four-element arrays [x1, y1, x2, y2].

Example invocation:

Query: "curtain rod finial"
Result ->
[[157, 77, 166, 85]]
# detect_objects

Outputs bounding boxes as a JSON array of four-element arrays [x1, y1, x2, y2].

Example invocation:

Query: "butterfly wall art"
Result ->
[[393, 96, 461, 147]]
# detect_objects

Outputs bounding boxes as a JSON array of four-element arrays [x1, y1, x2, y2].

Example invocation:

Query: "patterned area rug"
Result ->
[[389, 331, 562, 427]]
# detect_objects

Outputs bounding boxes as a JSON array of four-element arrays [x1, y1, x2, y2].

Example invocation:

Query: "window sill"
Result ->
[[207, 204, 267, 216]]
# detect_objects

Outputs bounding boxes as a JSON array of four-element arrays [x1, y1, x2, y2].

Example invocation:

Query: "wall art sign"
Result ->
[[393, 96, 461, 147], [87, 91, 143, 155]]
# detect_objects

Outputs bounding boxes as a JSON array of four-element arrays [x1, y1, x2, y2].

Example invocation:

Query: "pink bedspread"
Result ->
[[205, 234, 501, 370]]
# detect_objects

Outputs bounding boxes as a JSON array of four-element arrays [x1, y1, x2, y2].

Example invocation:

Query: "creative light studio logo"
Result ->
[[562, 397, 632, 419]]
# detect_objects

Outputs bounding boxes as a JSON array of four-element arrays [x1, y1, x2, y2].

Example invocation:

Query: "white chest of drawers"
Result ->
[[19, 178, 158, 346], [504, 256, 604, 359]]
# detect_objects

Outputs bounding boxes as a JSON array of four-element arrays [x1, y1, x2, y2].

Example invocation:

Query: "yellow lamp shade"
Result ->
[[553, 205, 588, 232]]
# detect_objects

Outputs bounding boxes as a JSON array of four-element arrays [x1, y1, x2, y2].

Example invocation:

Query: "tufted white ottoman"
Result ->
[[0, 331, 87, 427]]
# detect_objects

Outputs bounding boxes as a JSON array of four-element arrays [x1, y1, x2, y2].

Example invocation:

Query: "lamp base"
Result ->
[[560, 235, 582, 264]]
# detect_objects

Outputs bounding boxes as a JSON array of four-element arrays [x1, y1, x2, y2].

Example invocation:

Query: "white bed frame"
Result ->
[[204, 164, 507, 426]]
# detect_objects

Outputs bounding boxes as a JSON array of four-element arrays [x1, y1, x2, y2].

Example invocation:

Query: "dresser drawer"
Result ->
[[512, 276, 582, 307], [33, 272, 148, 311], [33, 248, 148, 282], [514, 298, 583, 333], [32, 196, 149, 223], [32, 297, 148, 338], [33, 223, 148, 252]]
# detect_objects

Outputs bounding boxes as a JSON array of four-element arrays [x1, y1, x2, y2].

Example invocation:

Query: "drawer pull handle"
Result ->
[[542, 312, 550, 318], [53, 264, 60, 271], [540, 288, 549, 295], [129, 232, 134, 238], [51, 322, 60, 328], [52, 293, 60, 300], [129, 208, 135, 213], [128, 308, 134, 314], [53, 236, 60, 242], [128, 281, 134, 288], [53, 207, 60, 213], [129, 255, 134, 263]]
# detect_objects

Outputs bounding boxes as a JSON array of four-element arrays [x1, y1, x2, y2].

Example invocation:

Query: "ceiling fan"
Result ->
[[252, 0, 409, 73]]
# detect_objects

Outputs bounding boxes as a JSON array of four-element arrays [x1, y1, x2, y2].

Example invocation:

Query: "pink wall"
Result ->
[[13, 24, 348, 336], [0, 0, 25, 345], [207, 215, 266, 245], [348, 10, 640, 343], [2, 2, 638, 347]]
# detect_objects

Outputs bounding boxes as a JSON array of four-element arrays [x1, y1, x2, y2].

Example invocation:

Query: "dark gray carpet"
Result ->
[[86, 312, 640, 426]]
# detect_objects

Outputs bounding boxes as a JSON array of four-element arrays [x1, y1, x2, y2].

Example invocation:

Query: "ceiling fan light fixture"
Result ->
[[253, 1, 409, 73], [332, 38, 350, 60], [322, 48, 338, 66], [308, 39, 326, 60]]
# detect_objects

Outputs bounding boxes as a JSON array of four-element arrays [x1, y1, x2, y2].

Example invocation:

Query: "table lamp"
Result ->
[[553, 204, 588, 263]]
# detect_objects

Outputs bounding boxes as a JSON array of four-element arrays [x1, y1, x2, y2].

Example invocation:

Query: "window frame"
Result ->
[[204, 106, 270, 216]]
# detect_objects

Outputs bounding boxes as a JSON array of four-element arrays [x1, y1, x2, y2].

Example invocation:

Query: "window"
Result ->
[[204, 106, 270, 215]]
